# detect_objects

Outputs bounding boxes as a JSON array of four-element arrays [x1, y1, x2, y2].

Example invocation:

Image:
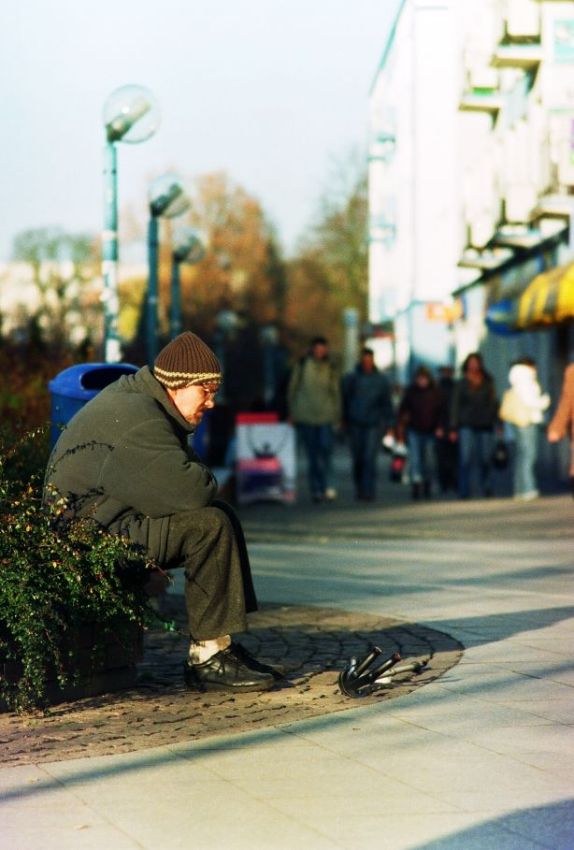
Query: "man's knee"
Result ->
[[200, 505, 234, 536], [173, 505, 234, 552]]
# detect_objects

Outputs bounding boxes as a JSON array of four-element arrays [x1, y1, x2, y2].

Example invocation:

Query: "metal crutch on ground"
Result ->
[[339, 646, 429, 698]]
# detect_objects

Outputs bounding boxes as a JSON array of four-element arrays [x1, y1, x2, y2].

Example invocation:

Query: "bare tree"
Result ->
[[11, 227, 99, 351]]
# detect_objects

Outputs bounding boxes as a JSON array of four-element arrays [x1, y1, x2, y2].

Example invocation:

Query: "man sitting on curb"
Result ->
[[44, 331, 279, 693]]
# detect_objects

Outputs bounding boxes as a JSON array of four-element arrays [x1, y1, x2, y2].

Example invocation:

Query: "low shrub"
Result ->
[[0, 432, 154, 713]]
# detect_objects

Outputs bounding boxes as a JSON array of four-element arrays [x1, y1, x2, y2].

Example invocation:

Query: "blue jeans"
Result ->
[[348, 424, 380, 499], [407, 430, 436, 485], [458, 427, 495, 498], [297, 424, 334, 498], [513, 424, 538, 496]]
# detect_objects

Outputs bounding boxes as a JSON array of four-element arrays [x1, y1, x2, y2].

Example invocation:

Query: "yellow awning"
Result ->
[[517, 262, 574, 329]]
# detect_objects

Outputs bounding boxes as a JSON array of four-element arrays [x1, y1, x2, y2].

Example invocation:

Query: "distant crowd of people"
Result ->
[[287, 336, 574, 505]]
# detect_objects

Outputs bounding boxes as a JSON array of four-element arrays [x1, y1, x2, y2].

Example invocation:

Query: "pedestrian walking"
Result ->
[[499, 358, 550, 501], [287, 336, 341, 502], [342, 347, 394, 501], [547, 362, 574, 498], [397, 365, 447, 499], [435, 365, 458, 493], [449, 352, 499, 499], [44, 331, 280, 693]]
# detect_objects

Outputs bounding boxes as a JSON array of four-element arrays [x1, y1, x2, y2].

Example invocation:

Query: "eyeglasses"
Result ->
[[198, 383, 220, 400]]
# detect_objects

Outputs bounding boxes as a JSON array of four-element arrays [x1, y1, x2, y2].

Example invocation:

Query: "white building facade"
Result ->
[[369, 0, 574, 392], [369, 0, 461, 377]]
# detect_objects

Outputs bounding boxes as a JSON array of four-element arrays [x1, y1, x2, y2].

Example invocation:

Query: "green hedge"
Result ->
[[0, 431, 153, 712]]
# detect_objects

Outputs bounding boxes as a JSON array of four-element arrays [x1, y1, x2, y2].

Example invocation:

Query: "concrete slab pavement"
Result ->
[[1, 446, 574, 849]]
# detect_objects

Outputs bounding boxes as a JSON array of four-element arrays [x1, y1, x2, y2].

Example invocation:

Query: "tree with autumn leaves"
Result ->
[[125, 159, 367, 364], [4, 157, 368, 416], [176, 171, 287, 336], [284, 154, 368, 353]]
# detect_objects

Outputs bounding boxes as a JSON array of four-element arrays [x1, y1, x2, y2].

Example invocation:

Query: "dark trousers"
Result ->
[[407, 430, 436, 485], [436, 437, 458, 493], [458, 427, 495, 498], [116, 500, 257, 641], [348, 424, 380, 499], [297, 423, 335, 498]]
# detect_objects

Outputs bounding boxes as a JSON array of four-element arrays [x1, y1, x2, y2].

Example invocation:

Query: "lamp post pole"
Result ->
[[213, 309, 238, 405], [102, 141, 120, 363], [101, 84, 159, 362], [170, 227, 205, 340], [146, 215, 161, 363], [146, 174, 191, 362], [170, 255, 183, 339], [260, 324, 279, 408]]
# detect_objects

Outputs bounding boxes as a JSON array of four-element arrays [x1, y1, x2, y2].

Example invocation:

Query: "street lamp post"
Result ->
[[213, 309, 239, 405], [170, 227, 205, 339], [102, 84, 159, 362], [147, 173, 190, 363], [259, 324, 279, 407]]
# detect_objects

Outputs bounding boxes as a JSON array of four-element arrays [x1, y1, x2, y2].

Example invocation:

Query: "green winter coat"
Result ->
[[43, 366, 217, 529], [287, 356, 341, 426]]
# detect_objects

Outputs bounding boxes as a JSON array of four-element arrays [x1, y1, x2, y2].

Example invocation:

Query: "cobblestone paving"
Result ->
[[0, 601, 461, 766]]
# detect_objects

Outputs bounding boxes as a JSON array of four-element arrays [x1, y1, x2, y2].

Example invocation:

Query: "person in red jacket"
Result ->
[[397, 365, 447, 499]]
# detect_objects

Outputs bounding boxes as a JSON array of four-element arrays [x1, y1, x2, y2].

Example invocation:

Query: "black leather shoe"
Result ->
[[184, 647, 275, 693], [229, 642, 285, 681]]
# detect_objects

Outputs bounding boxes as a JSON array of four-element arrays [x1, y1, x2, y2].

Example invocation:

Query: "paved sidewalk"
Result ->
[[2, 448, 574, 849], [0, 603, 461, 766]]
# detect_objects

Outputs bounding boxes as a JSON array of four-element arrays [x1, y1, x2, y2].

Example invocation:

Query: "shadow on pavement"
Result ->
[[0, 603, 462, 768], [412, 799, 574, 850]]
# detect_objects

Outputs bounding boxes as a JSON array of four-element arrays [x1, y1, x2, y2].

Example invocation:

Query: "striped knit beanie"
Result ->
[[153, 332, 222, 389]]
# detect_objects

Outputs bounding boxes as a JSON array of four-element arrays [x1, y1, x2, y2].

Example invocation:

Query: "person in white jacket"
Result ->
[[500, 358, 550, 500]]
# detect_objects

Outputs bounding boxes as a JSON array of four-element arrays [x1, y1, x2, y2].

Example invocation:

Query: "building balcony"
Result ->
[[494, 219, 567, 250], [457, 266, 483, 291], [534, 193, 574, 220], [501, 1, 541, 41], [459, 246, 515, 271], [492, 43, 543, 70], [459, 88, 504, 115]]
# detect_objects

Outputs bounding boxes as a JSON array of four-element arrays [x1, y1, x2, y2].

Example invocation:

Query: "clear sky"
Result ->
[[0, 1, 400, 260]]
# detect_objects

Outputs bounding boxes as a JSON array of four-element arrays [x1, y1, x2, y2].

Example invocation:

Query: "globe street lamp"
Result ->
[[102, 84, 159, 362], [147, 173, 190, 363], [170, 227, 205, 339]]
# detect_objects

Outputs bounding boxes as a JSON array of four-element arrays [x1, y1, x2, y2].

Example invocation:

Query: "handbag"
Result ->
[[492, 439, 509, 470]]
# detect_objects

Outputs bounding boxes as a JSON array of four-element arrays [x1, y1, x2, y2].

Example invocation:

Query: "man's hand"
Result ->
[[143, 566, 172, 597], [547, 429, 561, 444]]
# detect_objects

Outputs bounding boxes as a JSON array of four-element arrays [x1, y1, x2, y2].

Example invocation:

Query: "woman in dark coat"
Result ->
[[449, 352, 499, 499], [398, 365, 446, 499]]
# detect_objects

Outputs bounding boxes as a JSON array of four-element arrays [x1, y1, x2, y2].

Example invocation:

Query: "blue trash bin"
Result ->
[[48, 362, 138, 447]]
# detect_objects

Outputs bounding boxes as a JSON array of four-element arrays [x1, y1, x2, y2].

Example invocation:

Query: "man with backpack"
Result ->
[[288, 336, 341, 503]]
